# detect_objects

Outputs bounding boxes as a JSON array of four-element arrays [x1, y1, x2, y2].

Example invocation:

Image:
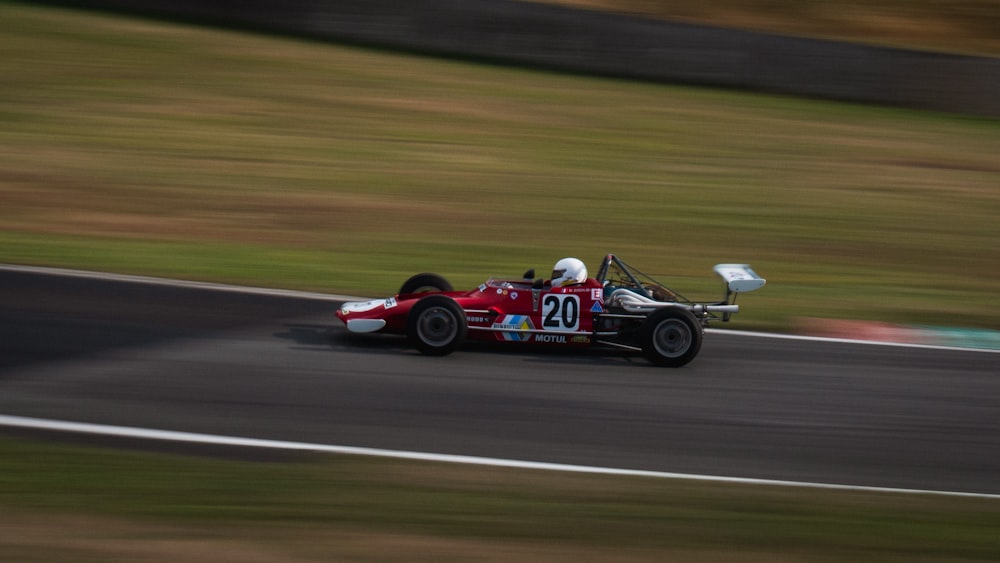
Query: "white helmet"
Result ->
[[551, 257, 587, 287]]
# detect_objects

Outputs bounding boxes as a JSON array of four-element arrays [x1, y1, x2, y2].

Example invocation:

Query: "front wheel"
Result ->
[[399, 273, 453, 295], [639, 308, 702, 367], [407, 295, 467, 356]]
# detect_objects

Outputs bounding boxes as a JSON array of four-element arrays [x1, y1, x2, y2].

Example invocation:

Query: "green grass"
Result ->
[[1, 1, 999, 333], [1, 436, 998, 560]]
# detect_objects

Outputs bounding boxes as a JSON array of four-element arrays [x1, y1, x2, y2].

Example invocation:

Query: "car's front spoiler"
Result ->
[[346, 319, 387, 333]]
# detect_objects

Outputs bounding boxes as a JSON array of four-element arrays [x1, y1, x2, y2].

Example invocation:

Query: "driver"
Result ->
[[550, 257, 588, 287]]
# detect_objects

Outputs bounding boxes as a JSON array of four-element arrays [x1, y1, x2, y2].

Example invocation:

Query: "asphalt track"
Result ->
[[1, 267, 998, 496]]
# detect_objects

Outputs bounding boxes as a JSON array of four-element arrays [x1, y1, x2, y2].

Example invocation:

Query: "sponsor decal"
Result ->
[[510, 292, 518, 300], [492, 315, 534, 342], [467, 315, 491, 324], [590, 302, 604, 313], [534, 333, 567, 344], [384, 297, 397, 309], [591, 288, 604, 303], [571, 335, 591, 344]]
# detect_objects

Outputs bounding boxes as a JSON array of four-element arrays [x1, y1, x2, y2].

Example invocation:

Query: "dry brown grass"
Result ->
[[0, 507, 812, 562], [529, 0, 1000, 55], [2, 3, 998, 329]]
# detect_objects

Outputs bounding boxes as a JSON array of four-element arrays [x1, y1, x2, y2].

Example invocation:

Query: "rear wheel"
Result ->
[[399, 273, 453, 295], [639, 308, 702, 367], [407, 295, 467, 356]]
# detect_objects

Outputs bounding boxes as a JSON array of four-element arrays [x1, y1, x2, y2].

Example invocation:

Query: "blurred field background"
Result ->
[[2, 436, 999, 561], [1, 1, 998, 333], [3, 3, 1000, 559], [533, 0, 1000, 55]]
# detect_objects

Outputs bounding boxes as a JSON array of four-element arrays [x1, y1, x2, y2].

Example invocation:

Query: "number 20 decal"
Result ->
[[542, 294, 580, 331]]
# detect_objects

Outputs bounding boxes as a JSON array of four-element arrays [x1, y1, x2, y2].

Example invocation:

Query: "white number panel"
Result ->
[[541, 294, 580, 331]]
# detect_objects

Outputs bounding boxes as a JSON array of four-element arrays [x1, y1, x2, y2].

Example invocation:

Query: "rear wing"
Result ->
[[714, 264, 766, 294]]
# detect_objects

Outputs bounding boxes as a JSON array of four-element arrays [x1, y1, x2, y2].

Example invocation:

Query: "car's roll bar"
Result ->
[[596, 254, 764, 322]]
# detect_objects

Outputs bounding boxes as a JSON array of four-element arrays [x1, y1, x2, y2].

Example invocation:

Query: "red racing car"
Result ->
[[336, 254, 765, 367]]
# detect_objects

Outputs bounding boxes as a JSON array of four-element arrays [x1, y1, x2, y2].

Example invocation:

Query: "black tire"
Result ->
[[406, 295, 467, 356], [639, 307, 703, 367], [399, 273, 453, 295]]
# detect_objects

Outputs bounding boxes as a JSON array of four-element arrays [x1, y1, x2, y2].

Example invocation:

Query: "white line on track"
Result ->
[[0, 263, 359, 302], [705, 328, 1000, 354], [3, 262, 996, 354], [3, 264, 998, 499], [1, 414, 997, 500]]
